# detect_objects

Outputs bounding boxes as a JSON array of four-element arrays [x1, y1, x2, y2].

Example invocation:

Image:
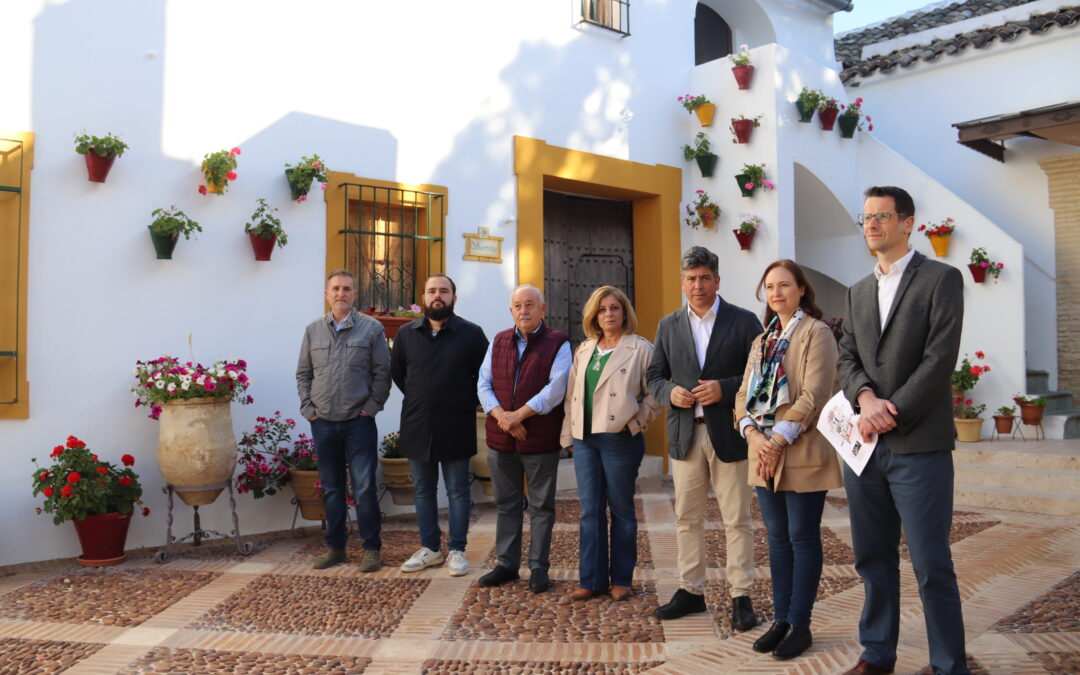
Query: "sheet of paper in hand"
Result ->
[[816, 390, 878, 476]]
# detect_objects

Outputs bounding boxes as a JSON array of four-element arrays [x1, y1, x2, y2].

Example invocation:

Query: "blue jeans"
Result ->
[[755, 487, 827, 627], [409, 457, 472, 552], [573, 431, 645, 589], [311, 416, 380, 551]]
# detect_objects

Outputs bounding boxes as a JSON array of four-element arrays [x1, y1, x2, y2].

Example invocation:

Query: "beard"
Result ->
[[425, 298, 455, 321]]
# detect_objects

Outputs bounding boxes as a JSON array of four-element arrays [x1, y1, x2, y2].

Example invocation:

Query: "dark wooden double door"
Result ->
[[543, 191, 634, 346]]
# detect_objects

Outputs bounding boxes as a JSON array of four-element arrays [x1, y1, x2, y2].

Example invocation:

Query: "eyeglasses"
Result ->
[[856, 212, 908, 226]]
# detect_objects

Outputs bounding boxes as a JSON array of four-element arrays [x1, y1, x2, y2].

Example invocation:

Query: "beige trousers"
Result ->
[[671, 423, 755, 597]]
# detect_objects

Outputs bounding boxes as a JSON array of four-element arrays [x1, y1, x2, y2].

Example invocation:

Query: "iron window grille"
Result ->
[[578, 0, 630, 37]]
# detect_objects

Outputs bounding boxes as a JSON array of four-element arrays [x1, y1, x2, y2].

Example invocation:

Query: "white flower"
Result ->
[[155, 380, 166, 389], [196, 375, 205, 385], [132, 367, 141, 376], [181, 381, 190, 391], [229, 371, 239, 379], [215, 369, 225, 378], [227, 357, 238, 365], [166, 383, 177, 393]]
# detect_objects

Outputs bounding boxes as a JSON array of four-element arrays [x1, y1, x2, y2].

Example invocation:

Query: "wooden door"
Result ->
[[543, 191, 634, 346]]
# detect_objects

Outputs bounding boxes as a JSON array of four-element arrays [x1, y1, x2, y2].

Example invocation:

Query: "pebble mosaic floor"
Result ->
[[0, 475, 1078, 674]]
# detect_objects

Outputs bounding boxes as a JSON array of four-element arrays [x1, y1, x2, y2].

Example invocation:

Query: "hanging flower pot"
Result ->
[[733, 229, 756, 250], [928, 234, 952, 257], [731, 118, 755, 144], [148, 227, 179, 260], [838, 115, 859, 138], [84, 153, 117, 183], [954, 418, 983, 443], [148, 207, 200, 260], [731, 65, 754, 90], [967, 264, 987, 283], [735, 174, 755, 197], [199, 147, 240, 196], [72, 512, 132, 566], [288, 469, 326, 521], [695, 153, 718, 178], [378, 456, 414, 505], [795, 100, 815, 123], [248, 232, 277, 261], [244, 199, 287, 261], [203, 170, 227, 195], [819, 107, 840, 131], [285, 168, 308, 200], [694, 102, 716, 127], [696, 205, 719, 229], [993, 415, 1014, 435], [284, 155, 328, 203], [74, 133, 128, 183]]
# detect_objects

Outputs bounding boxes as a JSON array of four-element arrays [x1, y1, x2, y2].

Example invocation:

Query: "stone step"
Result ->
[[1037, 390, 1076, 415], [953, 442, 1080, 471], [953, 483, 1080, 516], [1027, 368, 1050, 393], [954, 462, 1080, 493]]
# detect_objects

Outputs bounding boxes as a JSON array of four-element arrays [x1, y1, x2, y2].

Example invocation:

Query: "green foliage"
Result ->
[[202, 148, 240, 188], [1013, 394, 1047, 406], [796, 88, 824, 111], [995, 405, 1017, 416], [284, 154, 329, 199], [951, 352, 989, 391], [73, 131, 129, 158], [31, 437, 145, 525], [244, 198, 287, 248], [682, 132, 713, 161], [150, 206, 202, 240]]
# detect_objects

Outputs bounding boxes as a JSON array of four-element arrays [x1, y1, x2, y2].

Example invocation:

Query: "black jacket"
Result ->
[[390, 314, 489, 462]]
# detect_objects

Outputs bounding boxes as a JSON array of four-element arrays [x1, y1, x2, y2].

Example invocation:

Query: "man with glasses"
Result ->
[[837, 187, 969, 675]]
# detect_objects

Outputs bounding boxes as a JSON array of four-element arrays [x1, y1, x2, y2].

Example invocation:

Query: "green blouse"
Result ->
[[583, 347, 614, 430]]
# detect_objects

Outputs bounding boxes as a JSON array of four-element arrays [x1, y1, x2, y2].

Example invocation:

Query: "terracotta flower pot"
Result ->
[[731, 65, 754, 90], [967, 264, 987, 283], [157, 397, 236, 506], [363, 313, 414, 339], [694, 153, 718, 178], [72, 512, 132, 566], [471, 413, 494, 497], [248, 232, 276, 261], [954, 418, 983, 443], [288, 469, 326, 521], [993, 415, 1014, 434], [733, 229, 755, 251], [378, 456, 414, 505], [819, 107, 839, 131], [148, 227, 179, 260], [838, 115, 859, 138], [735, 174, 755, 198], [693, 103, 716, 127], [84, 152, 117, 183], [929, 234, 951, 257], [795, 100, 815, 123], [1018, 403, 1045, 425], [731, 119, 754, 144]]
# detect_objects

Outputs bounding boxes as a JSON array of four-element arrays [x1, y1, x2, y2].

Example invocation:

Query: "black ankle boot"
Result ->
[[773, 624, 812, 660], [752, 621, 790, 653]]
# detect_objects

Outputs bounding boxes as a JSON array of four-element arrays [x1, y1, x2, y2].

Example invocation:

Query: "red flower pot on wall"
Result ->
[[731, 65, 754, 90], [248, 232, 277, 261], [72, 512, 132, 566], [733, 229, 756, 251], [731, 119, 755, 144], [967, 264, 987, 283], [84, 153, 117, 183], [819, 107, 839, 131]]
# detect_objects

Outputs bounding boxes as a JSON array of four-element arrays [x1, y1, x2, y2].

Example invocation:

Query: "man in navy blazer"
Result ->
[[647, 246, 762, 628], [837, 186, 969, 675]]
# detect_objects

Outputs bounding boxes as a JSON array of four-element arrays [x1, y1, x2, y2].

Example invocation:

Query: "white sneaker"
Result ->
[[446, 550, 468, 577], [401, 547, 444, 572]]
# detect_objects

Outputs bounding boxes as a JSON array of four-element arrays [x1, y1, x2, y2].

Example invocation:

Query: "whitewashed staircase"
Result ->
[[1027, 368, 1080, 439]]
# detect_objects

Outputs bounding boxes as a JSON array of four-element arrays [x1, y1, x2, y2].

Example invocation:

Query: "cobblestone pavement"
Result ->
[[0, 477, 1078, 674]]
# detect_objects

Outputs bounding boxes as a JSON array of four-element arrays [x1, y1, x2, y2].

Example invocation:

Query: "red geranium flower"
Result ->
[[198, 185, 208, 195], [121, 454, 135, 467], [51, 445, 64, 457], [226, 171, 237, 181], [230, 147, 241, 156], [66, 436, 85, 449], [43, 486, 54, 497], [975, 351, 985, 359], [67, 471, 81, 484], [119, 476, 133, 487], [96, 466, 108, 474], [39, 470, 50, 481], [142, 507, 151, 517], [60, 485, 73, 498]]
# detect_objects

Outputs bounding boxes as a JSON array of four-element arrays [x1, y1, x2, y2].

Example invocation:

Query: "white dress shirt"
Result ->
[[687, 295, 720, 417], [874, 247, 915, 331]]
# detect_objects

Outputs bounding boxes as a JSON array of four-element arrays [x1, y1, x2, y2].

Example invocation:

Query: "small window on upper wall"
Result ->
[[695, 3, 732, 66], [577, 0, 630, 37]]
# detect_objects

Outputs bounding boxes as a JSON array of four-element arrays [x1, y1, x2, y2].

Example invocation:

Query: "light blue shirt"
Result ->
[[477, 322, 572, 416], [740, 416, 803, 446]]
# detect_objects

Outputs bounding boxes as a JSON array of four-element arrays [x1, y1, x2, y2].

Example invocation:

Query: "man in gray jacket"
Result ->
[[297, 269, 391, 572]]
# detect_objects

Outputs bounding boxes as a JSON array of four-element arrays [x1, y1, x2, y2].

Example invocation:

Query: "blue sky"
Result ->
[[833, 0, 940, 33]]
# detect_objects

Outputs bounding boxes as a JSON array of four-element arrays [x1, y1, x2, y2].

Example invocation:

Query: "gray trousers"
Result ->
[[488, 447, 559, 571]]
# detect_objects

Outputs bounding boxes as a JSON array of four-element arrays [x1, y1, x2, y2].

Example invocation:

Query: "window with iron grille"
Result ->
[[338, 183, 445, 312], [0, 132, 32, 418], [578, 0, 630, 37]]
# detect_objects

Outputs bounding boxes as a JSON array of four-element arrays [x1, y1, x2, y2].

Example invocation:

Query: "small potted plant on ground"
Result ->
[[31, 436, 149, 566], [74, 131, 129, 183], [730, 114, 763, 144], [678, 93, 715, 127], [148, 206, 202, 260], [794, 88, 823, 123], [968, 247, 1004, 283], [838, 98, 872, 138], [951, 351, 989, 400], [199, 147, 240, 195], [818, 96, 840, 131], [244, 198, 287, 261], [729, 44, 754, 89], [919, 217, 956, 257], [993, 405, 1017, 435], [235, 411, 324, 520], [735, 162, 775, 197], [683, 132, 718, 177], [953, 399, 986, 442], [284, 154, 329, 202], [733, 213, 761, 250], [377, 431, 413, 505], [1013, 394, 1048, 426], [684, 190, 720, 230]]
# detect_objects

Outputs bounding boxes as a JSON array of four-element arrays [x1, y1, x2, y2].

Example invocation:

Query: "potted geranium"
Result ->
[[838, 98, 872, 138], [729, 44, 754, 89], [244, 198, 287, 261], [364, 304, 423, 339], [284, 154, 329, 202], [31, 436, 149, 566], [148, 206, 202, 260], [730, 114, 763, 144], [199, 147, 240, 195], [993, 405, 1017, 435], [953, 399, 986, 442], [918, 217, 956, 257], [682, 132, 718, 177], [74, 131, 129, 183], [684, 190, 720, 230], [132, 355, 252, 506], [377, 431, 413, 505], [733, 213, 761, 250], [735, 162, 775, 197], [951, 350, 989, 399], [1013, 394, 1048, 426], [678, 93, 715, 127], [968, 247, 1004, 283], [794, 88, 823, 123], [818, 96, 840, 131]]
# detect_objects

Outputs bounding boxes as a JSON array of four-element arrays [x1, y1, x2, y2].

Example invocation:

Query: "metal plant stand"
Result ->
[[991, 416, 1023, 441], [289, 497, 335, 538], [155, 482, 253, 563]]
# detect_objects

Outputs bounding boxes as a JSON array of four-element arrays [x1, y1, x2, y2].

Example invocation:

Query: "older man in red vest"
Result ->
[[477, 284, 572, 593]]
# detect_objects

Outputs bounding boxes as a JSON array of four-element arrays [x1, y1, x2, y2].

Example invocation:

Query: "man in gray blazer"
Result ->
[[837, 186, 969, 675], [647, 246, 762, 628]]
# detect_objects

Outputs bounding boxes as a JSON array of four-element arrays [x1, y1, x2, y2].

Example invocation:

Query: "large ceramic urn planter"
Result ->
[[84, 152, 117, 183], [471, 412, 494, 496], [289, 469, 326, 521], [156, 397, 237, 506], [819, 107, 839, 131], [72, 512, 132, 567], [378, 456, 414, 505], [954, 418, 983, 443], [1018, 403, 1045, 425], [693, 103, 716, 127]]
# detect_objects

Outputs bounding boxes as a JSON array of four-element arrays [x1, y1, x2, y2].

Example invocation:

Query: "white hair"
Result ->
[[511, 284, 545, 304]]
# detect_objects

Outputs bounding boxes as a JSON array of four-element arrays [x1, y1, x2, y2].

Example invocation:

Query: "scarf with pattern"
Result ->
[[745, 308, 804, 429]]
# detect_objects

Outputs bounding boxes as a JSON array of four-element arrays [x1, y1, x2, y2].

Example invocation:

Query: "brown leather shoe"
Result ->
[[840, 659, 894, 675], [570, 587, 599, 601], [610, 585, 631, 601]]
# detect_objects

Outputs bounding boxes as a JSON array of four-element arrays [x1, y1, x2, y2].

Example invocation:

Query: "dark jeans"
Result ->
[[489, 448, 559, 571], [755, 486, 827, 627], [572, 431, 645, 590], [409, 457, 471, 552], [311, 416, 380, 551], [844, 439, 969, 675]]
